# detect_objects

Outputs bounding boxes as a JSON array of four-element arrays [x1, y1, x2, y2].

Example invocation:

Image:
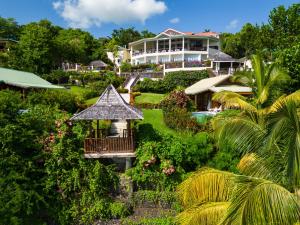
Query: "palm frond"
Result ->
[[176, 202, 229, 225], [251, 54, 264, 96], [177, 168, 235, 208], [221, 176, 300, 225], [257, 65, 290, 105], [217, 114, 267, 154], [237, 153, 282, 184], [212, 91, 256, 111], [231, 70, 254, 87], [267, 98, 300, 189]]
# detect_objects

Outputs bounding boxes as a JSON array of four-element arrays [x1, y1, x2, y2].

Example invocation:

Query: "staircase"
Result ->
[[124, 74, 140, 91]]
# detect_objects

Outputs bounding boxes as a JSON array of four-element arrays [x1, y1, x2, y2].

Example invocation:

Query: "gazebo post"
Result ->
[[89, 121, 93, 138], [96, 120, 99, 138], [126, 120, 131, 138]]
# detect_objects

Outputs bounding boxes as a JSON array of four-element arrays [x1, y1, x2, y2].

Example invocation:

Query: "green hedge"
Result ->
[[133, 70, 209, 93], [132, 190, 179, 209], [134, 102, 161, 109]]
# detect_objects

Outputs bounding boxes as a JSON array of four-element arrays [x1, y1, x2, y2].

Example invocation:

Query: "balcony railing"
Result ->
[[132, 47, 208, 56], [164, 60, 207, 69], [84, 136, 134, 154], [84, 129, 135, 154]]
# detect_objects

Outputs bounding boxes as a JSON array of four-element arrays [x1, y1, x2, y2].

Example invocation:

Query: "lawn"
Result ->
[[85, 97, 98, 105], [140, 109, 186, 136], [69, 85, 88, 96], [135, 93, 165, 104]]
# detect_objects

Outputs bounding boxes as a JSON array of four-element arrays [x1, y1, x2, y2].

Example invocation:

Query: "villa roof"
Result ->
[[209, 85, 252, 93], [0, 67, 64, 89], [129, 28, 219, 46], [185, 75, 252, 95], [194, 32, 219, 38], [71, 85, 143, 120]]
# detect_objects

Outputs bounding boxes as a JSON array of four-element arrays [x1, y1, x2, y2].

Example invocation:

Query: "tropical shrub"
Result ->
[[109, 201, 133, 219], [0, 104, 62, 225], [134, 78, 167, 93], [120, 62, 132, 72], [163, 70, 208, 91], [133, 70, 208, 93], [0, 90, 123, 225], [122, 216, 176, 225], [26, 89, 81, 113], [44, 113, 119, 224], [132, 190, 179, 209], [89, 80, 108, 96], [161, 90, 199, 132], [128, 128, 213, 191], [0, 90, 23, 126], [42, 69, 70, 84], [134, 102, 161, 109]]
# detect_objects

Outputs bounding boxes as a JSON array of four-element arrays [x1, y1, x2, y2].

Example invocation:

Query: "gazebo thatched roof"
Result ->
[[71, 85, 143, 120], [89, 60, 108, 68]]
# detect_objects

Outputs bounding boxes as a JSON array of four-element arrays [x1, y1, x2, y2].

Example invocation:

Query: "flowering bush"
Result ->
[[127, 128, 213, 191], [161, 90, 200, 132]]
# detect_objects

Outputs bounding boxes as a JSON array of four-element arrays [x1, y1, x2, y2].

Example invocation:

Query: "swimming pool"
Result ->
[[192, 111, 216, 123]]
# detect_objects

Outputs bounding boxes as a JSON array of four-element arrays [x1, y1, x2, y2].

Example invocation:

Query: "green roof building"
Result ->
[[0, 67, 64, 89]]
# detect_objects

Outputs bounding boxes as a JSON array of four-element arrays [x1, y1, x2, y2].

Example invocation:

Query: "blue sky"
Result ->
[[0, 0, 298, 38]]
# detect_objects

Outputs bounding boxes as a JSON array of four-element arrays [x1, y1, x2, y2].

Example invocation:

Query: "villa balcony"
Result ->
[[164, 60, 206, 69], [132, 47, 208, 57]]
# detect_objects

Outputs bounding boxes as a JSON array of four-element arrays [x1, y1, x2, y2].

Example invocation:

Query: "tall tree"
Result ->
[[140, 29, 156, 38], [54, 28, 94, 65], [0, 16, 20, 40], [269, 4, 300, 49], [279, 43, 300, 92], [10, 20, 58, 74], [111, 27, 141, 47], [220, 33, 244, 59]]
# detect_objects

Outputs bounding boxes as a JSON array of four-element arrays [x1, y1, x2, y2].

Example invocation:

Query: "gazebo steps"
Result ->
[[84, 152, 136, 158]]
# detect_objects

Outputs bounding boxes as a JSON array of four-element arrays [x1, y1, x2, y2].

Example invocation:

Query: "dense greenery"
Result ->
[[0, 90, 124, 224], [129, 123, 213, 191], [220, 4, 300, 92], [0, 2, 299, 224], [0, 18, 156, 74], [221, 4, 300, 59], [134, 70, 209, 93], [176, 56, 300, 225]]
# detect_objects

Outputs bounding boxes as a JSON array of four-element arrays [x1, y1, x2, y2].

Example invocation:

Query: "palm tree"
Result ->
[[176, 95, 300, 224], [213, 54, 290, 111]]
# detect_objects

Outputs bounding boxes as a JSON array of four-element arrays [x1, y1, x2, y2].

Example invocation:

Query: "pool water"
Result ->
[[192, 112, 216, 123]]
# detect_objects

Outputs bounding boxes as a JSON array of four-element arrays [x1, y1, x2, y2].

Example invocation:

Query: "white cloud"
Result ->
[[53, 0, 167, 28], [169, 17, 180, 24], [226, 19, 239, 30]]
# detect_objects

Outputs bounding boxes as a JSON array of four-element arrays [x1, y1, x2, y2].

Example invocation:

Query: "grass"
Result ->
[[85, 97, 98, 105], [69, 86, 88, 96], [140, 109, 181, 136], [135, 93, 165, 104]]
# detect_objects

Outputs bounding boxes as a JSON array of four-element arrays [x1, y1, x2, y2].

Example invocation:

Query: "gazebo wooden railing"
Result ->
[[84, 129, 135, 154]]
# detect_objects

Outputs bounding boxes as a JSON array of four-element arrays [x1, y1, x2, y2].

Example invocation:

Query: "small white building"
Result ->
[[107, 46, 131, 68]]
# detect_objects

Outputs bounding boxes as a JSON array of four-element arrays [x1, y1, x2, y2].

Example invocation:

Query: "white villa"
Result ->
[[128, 28, 242, 74]]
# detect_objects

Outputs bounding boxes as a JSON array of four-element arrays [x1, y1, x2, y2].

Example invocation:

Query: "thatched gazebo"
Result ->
[[71, 85, 143, 160]]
